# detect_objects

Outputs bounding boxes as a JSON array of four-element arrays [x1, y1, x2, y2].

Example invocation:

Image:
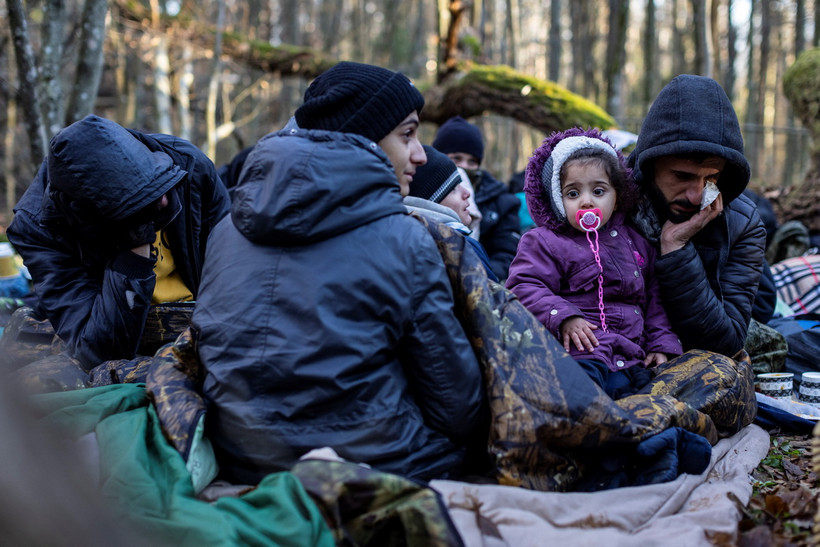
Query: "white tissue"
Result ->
[[701, 181, 720, 209]]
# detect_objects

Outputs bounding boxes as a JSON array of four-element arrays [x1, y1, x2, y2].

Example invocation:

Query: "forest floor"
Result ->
[[735, 429, 818, 546]]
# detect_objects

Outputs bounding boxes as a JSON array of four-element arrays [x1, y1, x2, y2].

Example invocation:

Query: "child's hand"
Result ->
[[643, 352, 668, 367], [561, 316, 599, 353]]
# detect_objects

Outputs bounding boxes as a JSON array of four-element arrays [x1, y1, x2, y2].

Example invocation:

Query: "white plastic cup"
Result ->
[[798, 372, 820, 406], [755, 372, 794, 399]]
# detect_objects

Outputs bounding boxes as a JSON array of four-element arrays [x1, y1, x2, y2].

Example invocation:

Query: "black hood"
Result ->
[[628, 74, 751, 206], [46, 115, 186, 222]]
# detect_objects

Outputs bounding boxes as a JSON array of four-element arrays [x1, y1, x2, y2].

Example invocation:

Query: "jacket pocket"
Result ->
[[565, 261, 602, 294]]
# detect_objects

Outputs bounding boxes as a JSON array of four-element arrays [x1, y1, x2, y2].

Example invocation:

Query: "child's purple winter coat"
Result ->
[[506, 211, 683, 371]]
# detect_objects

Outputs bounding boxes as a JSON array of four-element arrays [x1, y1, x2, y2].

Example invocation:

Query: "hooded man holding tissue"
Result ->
[[628, 75, 767, 357]]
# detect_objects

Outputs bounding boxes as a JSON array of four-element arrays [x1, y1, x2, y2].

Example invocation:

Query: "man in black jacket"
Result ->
[[628, 75, 767, 357], [5, 115, 230, 370], [432, 116, 521, 281]]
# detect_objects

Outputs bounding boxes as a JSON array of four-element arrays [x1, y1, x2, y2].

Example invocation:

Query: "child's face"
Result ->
[[561, 160, 617, 231], [440, 183, 473, 225]]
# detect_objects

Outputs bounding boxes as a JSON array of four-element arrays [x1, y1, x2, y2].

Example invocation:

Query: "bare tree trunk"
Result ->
[[757, 0, 772, 145], [745, 0, 758, 160], [152, 36, 174, 134], [671, 0, 688, 76], [6, 0, 47, 171], [642, 0, 656, 105], [691, 0, 710, 77], [605, 0, 630, 120], [815, 0, 820, 48], [4, 101, 17, 218], [795, 0, 805, 54], [725, 0, 737, 101], [504, 0, 519, 67], [410, 2, 427, 75], [65, 0, 109, 125], [206, 0, 226, 159], [320, 0, 344, 56], [1, 31, 12, 217], [40, 0, 66, 139], [570, 1, 596, 99], [709, 0, 720, 81], [784, 0, 807, 190], [548, 0, 562, 83], [351, 0, 367, 61], [177, 44, 193, 142], [442, 0, 467, 79]]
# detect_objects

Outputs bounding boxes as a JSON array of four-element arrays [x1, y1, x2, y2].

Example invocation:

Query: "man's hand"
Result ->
[[643, 352, 669, 367], [561, 316, 599, 353], [659, 193, 723, 255]]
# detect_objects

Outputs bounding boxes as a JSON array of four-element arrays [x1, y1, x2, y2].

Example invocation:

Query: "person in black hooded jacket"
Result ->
[[193, 62, 486, 485], [628, 75, 767, 357], [6, 115, 230, 370]]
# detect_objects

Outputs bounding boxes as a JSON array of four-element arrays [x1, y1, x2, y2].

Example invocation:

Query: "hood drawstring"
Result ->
[[577, 208, 608, 333]]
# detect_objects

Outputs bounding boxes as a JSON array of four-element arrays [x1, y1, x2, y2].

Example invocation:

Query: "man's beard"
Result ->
[[648, 182, 699, 224]]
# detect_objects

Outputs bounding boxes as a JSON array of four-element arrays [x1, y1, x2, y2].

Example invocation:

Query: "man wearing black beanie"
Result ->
[[193, 62, 487, 485], [432, 116, 521, 281]]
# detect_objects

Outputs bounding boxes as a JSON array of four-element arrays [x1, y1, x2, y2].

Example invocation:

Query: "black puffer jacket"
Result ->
[[471, 169, 521, 280], [628, 75, 766, 356], [193, 129, 485, 485], [7, 115, 230, 369]]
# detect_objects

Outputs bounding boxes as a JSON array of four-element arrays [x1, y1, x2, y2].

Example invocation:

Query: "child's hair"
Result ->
[[524, 127, 638, 230]]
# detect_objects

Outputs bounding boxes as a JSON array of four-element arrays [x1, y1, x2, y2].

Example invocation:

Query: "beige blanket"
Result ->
[[432, 424, 770, 547]]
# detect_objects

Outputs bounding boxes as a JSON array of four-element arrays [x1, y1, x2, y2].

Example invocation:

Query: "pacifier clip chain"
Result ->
[[576, 209, 608, 334]]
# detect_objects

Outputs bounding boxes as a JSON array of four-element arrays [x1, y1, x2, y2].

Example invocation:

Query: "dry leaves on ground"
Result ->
[[737, 432, 818, 546]]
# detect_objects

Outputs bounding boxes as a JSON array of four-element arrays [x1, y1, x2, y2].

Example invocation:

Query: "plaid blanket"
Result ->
[[772, 254, 820, 314]]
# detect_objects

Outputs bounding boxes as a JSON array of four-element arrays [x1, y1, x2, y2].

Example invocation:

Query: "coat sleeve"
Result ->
[[7, 210, 156, 370], [505, 230, 583, 337], [400, 228, 486, 445], [653, 210, 766, 356]]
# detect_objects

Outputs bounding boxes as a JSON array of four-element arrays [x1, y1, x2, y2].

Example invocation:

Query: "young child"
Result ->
[[506, 127, 682, 397], [405, 145, 498, 281]]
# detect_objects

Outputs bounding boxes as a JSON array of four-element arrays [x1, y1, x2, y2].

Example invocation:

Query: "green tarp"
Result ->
[[34, 384, 334, 547]]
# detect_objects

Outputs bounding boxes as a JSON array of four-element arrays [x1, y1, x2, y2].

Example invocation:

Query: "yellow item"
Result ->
[[0, 243, 18, 277], [152, 231, 193, 304]]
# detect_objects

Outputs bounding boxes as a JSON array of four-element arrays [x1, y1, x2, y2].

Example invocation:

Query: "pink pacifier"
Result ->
[[576, 208, 602, 232]]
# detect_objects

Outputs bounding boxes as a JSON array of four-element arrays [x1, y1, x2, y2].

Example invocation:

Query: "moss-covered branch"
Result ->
[[421, 64, 616, 132]]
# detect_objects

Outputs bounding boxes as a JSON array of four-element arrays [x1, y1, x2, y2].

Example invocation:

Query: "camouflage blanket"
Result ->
[[410, 213, 756, 490]]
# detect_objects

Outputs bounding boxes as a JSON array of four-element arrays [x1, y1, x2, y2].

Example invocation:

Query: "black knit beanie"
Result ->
[[431, 116, 484, 163], [294, 61, 425, 144], [409, 146, 463, 203]]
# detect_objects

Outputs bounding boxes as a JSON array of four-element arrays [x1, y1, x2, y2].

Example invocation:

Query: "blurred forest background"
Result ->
[[2, 0, 819, 226]]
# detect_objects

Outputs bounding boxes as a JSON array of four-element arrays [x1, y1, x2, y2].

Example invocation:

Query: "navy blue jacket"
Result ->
[[194, 129, 484, 484], [628, 75, 766, 356], [7, 116, 229, 369], [471, 169, 521, 280]]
